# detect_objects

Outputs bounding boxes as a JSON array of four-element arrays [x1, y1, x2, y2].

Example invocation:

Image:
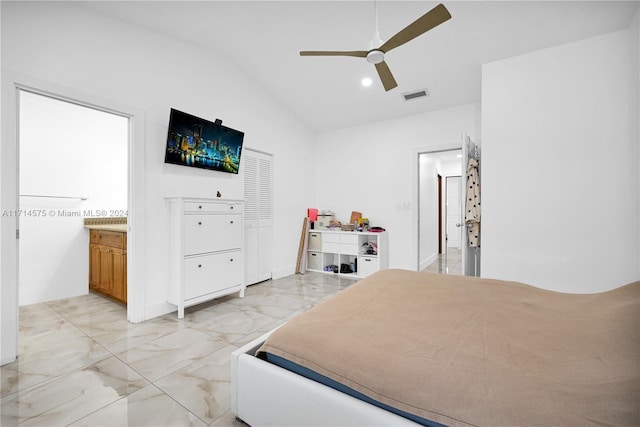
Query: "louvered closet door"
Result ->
[[244, 149, 273, 285]]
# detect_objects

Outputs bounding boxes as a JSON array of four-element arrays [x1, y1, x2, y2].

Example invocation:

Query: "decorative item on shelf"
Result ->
[[217, 191, 222, 198], [307, 208, 319, 229], [357, 217, 369, 231], [317, 210, 335, 229], [340, 224, 355, 231]]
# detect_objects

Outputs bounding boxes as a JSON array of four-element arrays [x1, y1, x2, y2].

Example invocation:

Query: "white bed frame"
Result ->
[[231, 329, 421, 427]]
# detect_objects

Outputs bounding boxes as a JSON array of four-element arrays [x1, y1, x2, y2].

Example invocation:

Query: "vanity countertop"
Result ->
[[84, 223, 127, 232], [84, 217, 127, 233]]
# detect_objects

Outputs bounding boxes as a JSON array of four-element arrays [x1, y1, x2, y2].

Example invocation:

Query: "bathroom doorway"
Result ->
[[18, 90, 129, 306], [1, 77, 145, 365], [418, 149, 463, 275]]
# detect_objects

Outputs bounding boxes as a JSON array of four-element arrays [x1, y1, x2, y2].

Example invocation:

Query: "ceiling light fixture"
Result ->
[[361, 77, 373, 87]]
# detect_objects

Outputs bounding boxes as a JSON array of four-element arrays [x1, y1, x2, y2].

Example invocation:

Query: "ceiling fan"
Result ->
[[300, 3, 451, 92]]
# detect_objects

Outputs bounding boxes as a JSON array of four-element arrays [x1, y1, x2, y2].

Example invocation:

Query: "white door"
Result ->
[[243, 149, 273, 285], [461, 134, 481, 277]]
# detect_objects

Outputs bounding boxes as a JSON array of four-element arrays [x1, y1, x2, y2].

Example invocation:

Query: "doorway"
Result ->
[[18, 90, 128, 306], [1, 75, 145, 365], [418, 149, 463, 274]]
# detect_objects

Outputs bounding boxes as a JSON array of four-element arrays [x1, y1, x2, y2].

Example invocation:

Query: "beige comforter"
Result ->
[[258, 269, 640, 427]]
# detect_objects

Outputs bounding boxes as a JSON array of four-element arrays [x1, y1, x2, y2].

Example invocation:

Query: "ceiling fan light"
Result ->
[[361, 77, 373, 87], [366, 50, 385, 64]]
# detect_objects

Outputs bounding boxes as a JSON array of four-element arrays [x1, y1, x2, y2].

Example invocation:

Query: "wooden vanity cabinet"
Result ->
[[89, 229, 127, 304]]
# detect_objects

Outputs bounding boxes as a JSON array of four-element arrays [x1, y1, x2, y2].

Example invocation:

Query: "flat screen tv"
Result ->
[[164, 108, 244, 174]]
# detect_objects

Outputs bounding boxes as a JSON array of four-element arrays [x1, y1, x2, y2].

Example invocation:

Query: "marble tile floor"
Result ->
[[1, 272, 357, 427], [422, 247, 462, 275]]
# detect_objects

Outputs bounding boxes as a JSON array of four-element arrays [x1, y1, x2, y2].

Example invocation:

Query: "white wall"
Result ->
[[631, 11, 640, 272], [1, 1, 316, 326], [18, 91, 128, 306], [481, 28, 640, 292], [314, 103, 480, 271]]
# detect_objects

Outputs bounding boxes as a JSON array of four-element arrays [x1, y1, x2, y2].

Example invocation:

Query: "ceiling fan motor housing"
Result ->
[[366, 50, 385, 64]]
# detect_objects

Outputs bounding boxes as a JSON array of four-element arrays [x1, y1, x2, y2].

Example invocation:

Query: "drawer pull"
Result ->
[[198, 221, 202, 226], [198, 205, 203, 209], [230, 258, 234, 262], [198, 264, 202, 268], [230, 206, 234, 210], [230, 220, 234, 224]]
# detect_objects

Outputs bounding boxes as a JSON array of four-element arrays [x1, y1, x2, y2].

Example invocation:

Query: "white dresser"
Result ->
[[167, 197, 245, 318]]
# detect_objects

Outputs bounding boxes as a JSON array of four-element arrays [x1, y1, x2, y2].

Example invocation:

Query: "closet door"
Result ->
[[244, 149, 273, 285], [257, 153, 273, 281]]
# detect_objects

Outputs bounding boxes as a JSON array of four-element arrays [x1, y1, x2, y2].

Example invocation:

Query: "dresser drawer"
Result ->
[[339, 243, 358, 256], [184, 252, 242, 300], [322, 233, 340, 244], [184, 201, 242, 214], [184, 214, 242, 255], [90, 229, 126, 249], [339, 234, 359, 245], [323, 242, 339, 253]]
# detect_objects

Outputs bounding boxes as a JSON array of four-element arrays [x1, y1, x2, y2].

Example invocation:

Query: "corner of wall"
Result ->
[[631, 7, 640, 278]]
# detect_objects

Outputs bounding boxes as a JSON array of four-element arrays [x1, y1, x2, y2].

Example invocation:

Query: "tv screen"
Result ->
[[164, 108, 244, 174]]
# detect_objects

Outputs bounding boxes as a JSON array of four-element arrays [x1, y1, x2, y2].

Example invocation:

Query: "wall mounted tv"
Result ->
[[164, 108, 244, 174]]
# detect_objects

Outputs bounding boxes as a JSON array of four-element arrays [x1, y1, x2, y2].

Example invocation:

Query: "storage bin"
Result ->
[[307, 252, 322, 270], [357, 256, 379, 278], [308, 232, 322, 251]]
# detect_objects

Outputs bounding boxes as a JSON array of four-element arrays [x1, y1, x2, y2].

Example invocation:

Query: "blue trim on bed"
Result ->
[[264, 353, 446, 427]]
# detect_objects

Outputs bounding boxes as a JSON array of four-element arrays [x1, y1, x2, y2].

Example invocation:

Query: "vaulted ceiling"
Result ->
[[82, 1, 638, 132]]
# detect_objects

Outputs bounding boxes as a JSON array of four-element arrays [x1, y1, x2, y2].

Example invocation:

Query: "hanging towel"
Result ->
[[465, 157, 481, 247]]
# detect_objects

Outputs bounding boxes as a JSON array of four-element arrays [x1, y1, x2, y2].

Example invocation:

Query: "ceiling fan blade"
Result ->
[[379, 3, 451, 53], [375, 61, 398, 91], [300, 51, 368, 58]]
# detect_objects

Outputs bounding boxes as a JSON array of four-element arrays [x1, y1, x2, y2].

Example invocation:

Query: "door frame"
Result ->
[[412, 141, 462, 273], [1, 72, 146, 365], [437, 174, 442, 255]]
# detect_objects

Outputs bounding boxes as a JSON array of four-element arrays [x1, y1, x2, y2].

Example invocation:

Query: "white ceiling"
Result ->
[[80, 1, 638, 132]]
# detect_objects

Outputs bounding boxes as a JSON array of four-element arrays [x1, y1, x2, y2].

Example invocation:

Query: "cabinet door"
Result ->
[[184, 214, 242, 255], [183, 252, 242, 300], [89, 243, 100, 290], [111, 248, 127, 303], [98, 246, 113, 293]]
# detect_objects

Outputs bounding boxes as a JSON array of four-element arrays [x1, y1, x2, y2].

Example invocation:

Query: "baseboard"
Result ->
[[143, 300, 175, 321], [420, 253, 438, 271], [272, 265, 295, 280]]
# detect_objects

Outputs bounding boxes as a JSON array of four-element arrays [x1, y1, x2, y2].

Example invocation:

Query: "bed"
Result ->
[[231, 269, 640, 427]]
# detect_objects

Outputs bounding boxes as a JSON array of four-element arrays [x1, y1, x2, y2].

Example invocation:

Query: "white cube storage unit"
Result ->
[[306, 229, 388, 278], [167, 197, 245, 318]]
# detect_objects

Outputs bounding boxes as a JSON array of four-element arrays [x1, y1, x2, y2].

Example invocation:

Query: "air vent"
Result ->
[[402, 88, 429, 101]]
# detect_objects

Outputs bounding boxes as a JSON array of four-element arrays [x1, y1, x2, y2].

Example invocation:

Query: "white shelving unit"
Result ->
[[306, 229, 388, 278]]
